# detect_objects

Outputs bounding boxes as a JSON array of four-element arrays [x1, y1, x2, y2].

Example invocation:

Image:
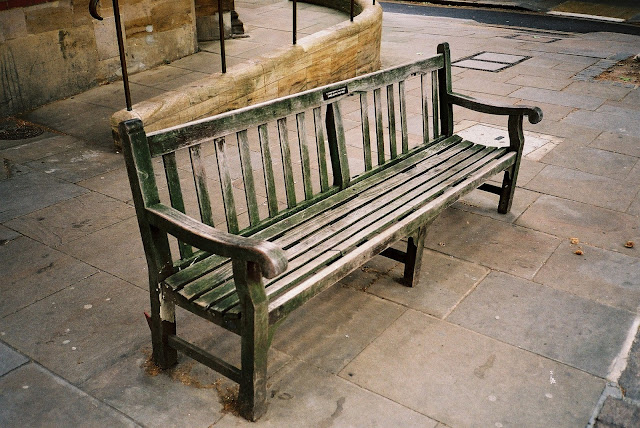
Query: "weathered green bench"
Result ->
[[120, 42, 541, 420]]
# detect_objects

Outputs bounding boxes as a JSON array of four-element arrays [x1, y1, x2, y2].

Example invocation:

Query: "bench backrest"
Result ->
[[120, 43, 454, 265]]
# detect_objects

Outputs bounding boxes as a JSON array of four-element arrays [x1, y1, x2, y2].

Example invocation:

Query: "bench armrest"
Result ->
[[146, 203, 288, 279], [448, 92, 543, 124]]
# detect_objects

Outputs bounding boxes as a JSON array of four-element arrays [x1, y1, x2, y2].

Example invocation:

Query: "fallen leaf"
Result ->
[[624, 241, 634, 248], [570, 237, 579, 245], [574, 249, 584, 255]]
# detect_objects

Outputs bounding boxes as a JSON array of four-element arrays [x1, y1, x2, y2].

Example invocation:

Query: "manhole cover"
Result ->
[[0, 118, 45, 140]]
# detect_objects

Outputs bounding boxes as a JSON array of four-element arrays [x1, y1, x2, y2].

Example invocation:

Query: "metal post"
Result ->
[[218, 0, 227, 73], [293, 0, 297, 45], [89, 0, 132, 110], [350, 0, 354, 21]]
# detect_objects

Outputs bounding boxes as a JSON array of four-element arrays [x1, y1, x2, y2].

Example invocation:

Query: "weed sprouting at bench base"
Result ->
[[119, 43, 542, 421]]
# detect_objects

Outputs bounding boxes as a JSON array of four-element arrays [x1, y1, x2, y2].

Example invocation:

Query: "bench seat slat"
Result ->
[[164, 136, 462, 291], [267, 152, 518, 322], [163, 141, 513, 321]]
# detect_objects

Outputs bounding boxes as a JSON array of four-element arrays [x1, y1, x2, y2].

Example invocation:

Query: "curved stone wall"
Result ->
[[111, 0, 382, 144]]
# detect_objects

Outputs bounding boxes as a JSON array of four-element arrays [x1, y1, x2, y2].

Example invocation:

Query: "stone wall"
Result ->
[[111, 0, 382, 145], [0, 0, 196, 117]]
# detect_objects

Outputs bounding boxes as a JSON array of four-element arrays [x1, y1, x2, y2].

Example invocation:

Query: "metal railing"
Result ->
[[89, 0, 372, 110]]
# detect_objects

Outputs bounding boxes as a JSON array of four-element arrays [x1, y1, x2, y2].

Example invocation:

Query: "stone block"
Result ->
[[24, 3, 72, 34], [0, 9, 27, 40], [93, 16, 119, 61]]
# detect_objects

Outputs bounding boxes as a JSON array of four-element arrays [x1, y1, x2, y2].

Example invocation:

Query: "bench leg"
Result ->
[[234, 261, 269, 421], [150, 295, 178, 369], [498, 167, 516, 214], [403, 225, 427, 287]]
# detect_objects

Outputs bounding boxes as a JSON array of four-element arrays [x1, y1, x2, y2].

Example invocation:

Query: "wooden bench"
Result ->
[[119, 42, 542, 420]]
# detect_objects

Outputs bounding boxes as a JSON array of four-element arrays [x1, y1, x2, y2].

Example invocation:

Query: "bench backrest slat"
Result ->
[[373, 87, 385, 166], [189, 144, 215, 227], [398, 79, 409, 154], [296, 112, 314, 201], [258, 124, 279, 217], [431, 70, 441, 140], [237, 130, 261, 227], [313, 107, 330, 192], [277, 118, 298, 209], [124, 52, 451, 264], [214, 137, 239, 233], [386, 84, 398, 160], [359, 93, 373, 172]]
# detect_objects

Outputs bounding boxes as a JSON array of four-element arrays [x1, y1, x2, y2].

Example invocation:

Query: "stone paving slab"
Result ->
[[0, 134, 81, 164], [0, 236, 98, 318], [365, 249, 489, 319], [273, 285, 406, 374], [1, 272, 149, 384], [341, 309, 605, 428], [540, 143, 637, 181], [563, 109, 640, 138], [83, 348, 226, 428], [534, 241, 640, 313], [216, 359, 438, 427], [516, 195, 639, 258], [0, 363, 137, 428], [425, 207, 561, 280], [510, 86, 605, 110], [21, 99, 116, 149], [590, 131, 640, 158], [448, 271, 636, 378], [4, 192, 135, 248], [0, 171, 89, 222], [525, 164, 637, 212], [454, 187, 541, 224], [0, 342, 28, 377], [0, 224, 20, 243], [58, 216, 149, 288], [24, 142, 124, 183]]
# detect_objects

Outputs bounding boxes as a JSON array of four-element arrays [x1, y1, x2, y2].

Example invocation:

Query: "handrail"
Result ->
[[88, 0, 132, 110]]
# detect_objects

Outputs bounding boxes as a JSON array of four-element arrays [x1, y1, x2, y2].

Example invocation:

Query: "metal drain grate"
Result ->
[[0, 118, 45, 140], [452, 52, 531, 72]]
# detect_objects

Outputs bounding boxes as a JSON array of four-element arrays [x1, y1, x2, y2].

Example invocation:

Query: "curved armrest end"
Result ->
[[245, 240, 288, 279], [527, 106, 543, 124], [146, 204, 288, 278]]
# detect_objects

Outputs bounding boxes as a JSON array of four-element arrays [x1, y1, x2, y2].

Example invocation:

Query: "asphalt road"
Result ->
[[379, 1, 640, 35]]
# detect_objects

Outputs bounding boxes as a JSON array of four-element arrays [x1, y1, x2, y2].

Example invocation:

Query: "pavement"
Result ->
[[1, 0, 640, 427]]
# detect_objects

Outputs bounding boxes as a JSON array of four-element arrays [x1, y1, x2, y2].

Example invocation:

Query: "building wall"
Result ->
[[0, 0, 196, 117]]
